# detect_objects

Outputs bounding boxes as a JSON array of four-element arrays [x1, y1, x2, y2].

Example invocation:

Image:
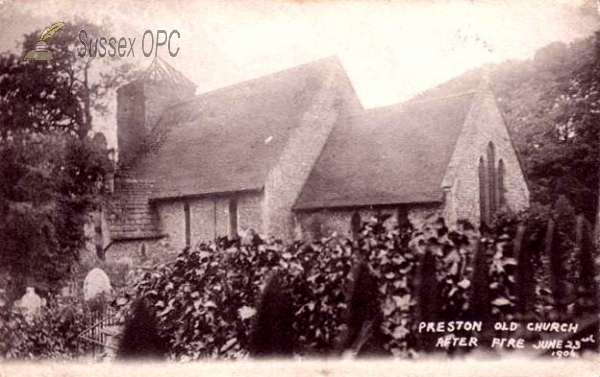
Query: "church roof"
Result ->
[[128, 56, 362, 200], [293, 91, 476, 210], [113, 55, 483, 233]]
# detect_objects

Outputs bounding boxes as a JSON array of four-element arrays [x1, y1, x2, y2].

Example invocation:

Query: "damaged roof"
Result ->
[[128, 56, 362, 200], [293, 91, 476, 210]]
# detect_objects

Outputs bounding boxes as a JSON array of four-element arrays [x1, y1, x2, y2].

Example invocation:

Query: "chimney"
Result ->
[[117, 58, 196, 167]]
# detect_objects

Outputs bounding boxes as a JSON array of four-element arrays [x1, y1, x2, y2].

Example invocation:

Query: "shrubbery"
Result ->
[[126, 215, 484, 360], [3, 210, 590, 361], [0, 295, 100, 359]]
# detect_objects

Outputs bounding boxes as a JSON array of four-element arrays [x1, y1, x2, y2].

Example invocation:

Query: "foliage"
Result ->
[[414, 31, 600, 225], [124, 215, 487, 360], [0, 134, 112, 302], [1, 210, 589, 361], [0, 18, 134, 301], [411, 218, 476, 323], [484, 215, 519, 322], [339, 261, 382, 357], [0, 295, 97, 360], [492, 34, 600, 223], [248, 271, 295, 357], [116, 298, 168, 361], [1, 19, 134, 140], [118, 210, 599, 360], [355, 216, 419, 357]]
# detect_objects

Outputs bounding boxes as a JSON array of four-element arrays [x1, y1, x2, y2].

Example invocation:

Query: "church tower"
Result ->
[[116, 58, 196, 167]]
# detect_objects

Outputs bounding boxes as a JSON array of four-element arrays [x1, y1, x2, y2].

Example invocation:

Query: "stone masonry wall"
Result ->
[[155, 191, 264, 250], [264, 70, 351, 241], [295, 204, 441, 241], [107, 237, 178, 267], [441, 85, 530, 227], [116, 81, 145, 166], [157, 201, 185, 250], [238, 192, 264, 236], [116, 80, 194, 166]]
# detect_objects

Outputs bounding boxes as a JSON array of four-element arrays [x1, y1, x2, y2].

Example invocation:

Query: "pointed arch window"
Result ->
[[497, 159, 505, 209], [479, 142, 506, 227], [487, 142, 497, 216], [478, 157, 488, 225]]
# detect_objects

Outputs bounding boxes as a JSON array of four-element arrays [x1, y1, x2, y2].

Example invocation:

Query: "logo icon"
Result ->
[[23, 22, 66, 61]]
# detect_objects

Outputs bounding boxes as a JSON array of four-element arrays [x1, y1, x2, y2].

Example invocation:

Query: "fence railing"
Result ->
[[413, 213, 599, 353], [77, 305, 120, 357]]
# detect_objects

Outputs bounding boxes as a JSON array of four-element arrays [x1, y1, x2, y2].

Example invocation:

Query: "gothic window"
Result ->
[[184, 203, 191, 247], [487, 142, 497, 216], [479, 142, 505, 227], [229, 197, 238, 239], [478, 157, 488, 225], [497, 159, 505, 209], [351, 212, 361, 236]]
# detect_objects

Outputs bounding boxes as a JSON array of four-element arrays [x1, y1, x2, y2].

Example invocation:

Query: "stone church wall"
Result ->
[[156, 190, 264, 251], [106, 237, 177, 267], [295, 203, 442, 241], [264, 70, 353, 241], [441, 87, 530, 227]]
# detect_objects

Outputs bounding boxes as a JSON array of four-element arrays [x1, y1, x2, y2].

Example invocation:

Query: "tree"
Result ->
[[0, 19, 134, 302], [490, 34, 600, 224], [116, 299, 168, 360], [1, 20, 133, 141], [417, 33, 600, 229]]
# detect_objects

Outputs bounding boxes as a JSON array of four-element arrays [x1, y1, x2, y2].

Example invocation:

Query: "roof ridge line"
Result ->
[[165, 55, 345, 109], [407, 89, 477, 105], [341, 90, 477, 123]]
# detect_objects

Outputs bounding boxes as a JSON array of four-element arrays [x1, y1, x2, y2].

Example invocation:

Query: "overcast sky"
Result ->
[[1, 0, 599, 147]]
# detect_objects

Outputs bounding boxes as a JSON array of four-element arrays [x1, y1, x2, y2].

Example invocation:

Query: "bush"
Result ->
[[0, 296, 95, 360], [116, 298, 168, 361], [248, 271, 295, 357], [124, 214, 484, 360], [122, 211, 586, 360]]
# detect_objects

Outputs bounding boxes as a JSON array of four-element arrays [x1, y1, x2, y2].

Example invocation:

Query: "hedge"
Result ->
[[0, 295, 100, 360], [127, 214, 482, 360]]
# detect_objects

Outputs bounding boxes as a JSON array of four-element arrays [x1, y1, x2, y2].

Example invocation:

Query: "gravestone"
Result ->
[[19, 287, 43, 317], [83, 268, 112, 301]]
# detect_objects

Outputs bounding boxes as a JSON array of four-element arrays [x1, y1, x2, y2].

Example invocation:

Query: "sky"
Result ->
[[1, 0, 599, 148]]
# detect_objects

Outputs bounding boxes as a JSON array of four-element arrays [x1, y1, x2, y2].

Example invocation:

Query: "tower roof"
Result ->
[[137, 57, 196, 92]]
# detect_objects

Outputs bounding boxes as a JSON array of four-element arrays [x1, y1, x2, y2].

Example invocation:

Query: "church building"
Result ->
[[103, 57, 529, 263]]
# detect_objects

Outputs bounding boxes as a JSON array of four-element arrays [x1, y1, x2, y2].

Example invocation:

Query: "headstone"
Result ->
[[0, 288, 7, 309], [60, 281, 77, 298], [83, 268, 112, 301], [19, 287, 43, 317]]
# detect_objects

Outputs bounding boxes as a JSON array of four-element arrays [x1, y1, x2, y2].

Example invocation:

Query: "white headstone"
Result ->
[[20, 287, 43, 316], [83, 268, 112, 301], [0, 288, 6, 309]]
